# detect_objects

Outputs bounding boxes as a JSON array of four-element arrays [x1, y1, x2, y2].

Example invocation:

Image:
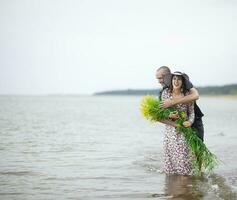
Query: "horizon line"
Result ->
[[1, 83, 236, 96]]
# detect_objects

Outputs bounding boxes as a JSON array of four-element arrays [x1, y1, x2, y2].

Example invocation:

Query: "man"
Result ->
[[155, 66, 204, 141]]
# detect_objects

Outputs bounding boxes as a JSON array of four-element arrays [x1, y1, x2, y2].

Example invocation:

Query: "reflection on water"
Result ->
[[141, 151, 236, 199], [163, 175, 205, 200], [151, 173, 236, 200]]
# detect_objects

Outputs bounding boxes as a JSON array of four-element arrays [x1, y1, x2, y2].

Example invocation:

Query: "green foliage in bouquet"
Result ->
[[140, 95, 218, 176]]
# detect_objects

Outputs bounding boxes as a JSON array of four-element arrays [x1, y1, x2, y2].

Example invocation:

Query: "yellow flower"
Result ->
[[140, 96, 151, 117], [180, 111, 187, 119], [140, 95, 160, 122]]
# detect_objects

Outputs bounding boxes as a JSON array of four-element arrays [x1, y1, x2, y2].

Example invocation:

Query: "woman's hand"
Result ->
[[169, 111, 179, 119], [182, 121, 192, 127]]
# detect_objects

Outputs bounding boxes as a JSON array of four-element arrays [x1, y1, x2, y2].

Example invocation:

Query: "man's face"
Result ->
[[156, 69, 166, 87]]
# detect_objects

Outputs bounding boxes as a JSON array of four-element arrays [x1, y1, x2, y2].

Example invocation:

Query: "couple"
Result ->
[[155, 66, 204, 175]]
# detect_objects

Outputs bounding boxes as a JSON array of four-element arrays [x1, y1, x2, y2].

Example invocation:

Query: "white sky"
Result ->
[[0, 0, 237, 95]]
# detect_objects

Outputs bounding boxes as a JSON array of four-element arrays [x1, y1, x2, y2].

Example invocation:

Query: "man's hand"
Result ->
[[160, 88, 199, 108], [160, 99, 173, 108]]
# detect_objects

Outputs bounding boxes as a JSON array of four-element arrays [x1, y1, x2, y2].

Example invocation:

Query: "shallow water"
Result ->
[[0, 95, 236, 200]]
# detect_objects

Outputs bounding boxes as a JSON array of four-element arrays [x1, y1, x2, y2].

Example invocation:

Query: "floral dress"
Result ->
[[161, 88, 195, 175]]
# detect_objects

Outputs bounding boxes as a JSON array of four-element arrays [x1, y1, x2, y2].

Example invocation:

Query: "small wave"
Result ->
[[213, 132, 225, 136], [134, 154, 163, 174], [0, 170, 44, 177], [44, 176, 132, 182], [206, 173, 237, 200], [0, 192, 25, 195], [0, 171, 33, 176]]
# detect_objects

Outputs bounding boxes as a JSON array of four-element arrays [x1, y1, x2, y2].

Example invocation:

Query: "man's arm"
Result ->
[[160, 88, 199, 108]]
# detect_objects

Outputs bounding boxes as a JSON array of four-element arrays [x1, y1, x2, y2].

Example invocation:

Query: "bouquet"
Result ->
[[140, 95, 218, 175]]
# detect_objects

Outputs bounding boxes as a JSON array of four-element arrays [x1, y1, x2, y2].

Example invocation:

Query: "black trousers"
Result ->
[[191, 118, 204, 142]]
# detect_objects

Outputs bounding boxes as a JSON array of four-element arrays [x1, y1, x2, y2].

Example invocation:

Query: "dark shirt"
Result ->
[[194, 102, 204, 119]]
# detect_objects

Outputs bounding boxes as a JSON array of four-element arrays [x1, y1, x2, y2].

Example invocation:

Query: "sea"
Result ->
[[0, 95, 237, 200]]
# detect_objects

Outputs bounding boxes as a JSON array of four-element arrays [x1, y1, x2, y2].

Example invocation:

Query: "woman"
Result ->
[[160, 71, 195, 175]]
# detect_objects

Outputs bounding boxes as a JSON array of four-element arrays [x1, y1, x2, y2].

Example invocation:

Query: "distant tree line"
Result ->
[[94, 84, 237, 96], [197, 84, 237, 95]]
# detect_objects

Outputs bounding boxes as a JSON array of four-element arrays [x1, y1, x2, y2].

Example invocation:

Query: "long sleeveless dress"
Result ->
[[161, 88, 195, 175]]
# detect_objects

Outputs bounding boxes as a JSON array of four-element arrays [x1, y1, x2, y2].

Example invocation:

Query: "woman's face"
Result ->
[[172, 75, 183, 90]]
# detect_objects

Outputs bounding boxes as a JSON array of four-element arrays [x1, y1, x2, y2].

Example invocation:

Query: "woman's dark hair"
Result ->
[[169, 75, 189, 95]]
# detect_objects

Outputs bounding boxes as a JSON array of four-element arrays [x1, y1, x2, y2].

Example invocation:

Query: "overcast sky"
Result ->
[[0, 0, 236, 95]]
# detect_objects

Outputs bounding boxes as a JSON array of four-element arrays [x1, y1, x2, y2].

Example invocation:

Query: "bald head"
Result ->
[[156, 66, 171, 74], [156, 66, 171, 87]]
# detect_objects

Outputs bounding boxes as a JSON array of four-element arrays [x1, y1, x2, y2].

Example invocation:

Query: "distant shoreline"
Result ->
[[94, 84, 237, 96], [201, 94, 237, 99], [0, 84, 236, 97]]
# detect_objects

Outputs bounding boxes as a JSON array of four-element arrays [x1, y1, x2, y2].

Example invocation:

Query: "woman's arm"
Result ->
[[183, 101, 195, 127], [158, 118, 178, 127], [160, 88, 199, 108]]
